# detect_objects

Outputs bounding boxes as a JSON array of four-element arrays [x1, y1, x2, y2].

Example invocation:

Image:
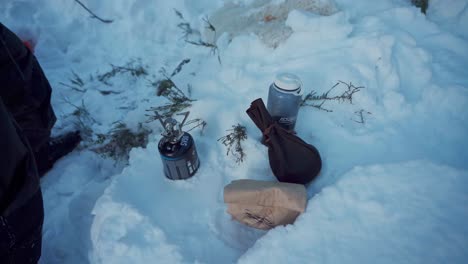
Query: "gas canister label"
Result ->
[[180, 135, 190, 147]]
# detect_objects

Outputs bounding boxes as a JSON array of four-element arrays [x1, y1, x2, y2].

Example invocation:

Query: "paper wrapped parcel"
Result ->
[[224, 179, 307, 230]]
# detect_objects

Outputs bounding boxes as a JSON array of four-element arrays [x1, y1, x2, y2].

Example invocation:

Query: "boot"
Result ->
[[37, 131, 82, 177], [48, 131, 82, 165]]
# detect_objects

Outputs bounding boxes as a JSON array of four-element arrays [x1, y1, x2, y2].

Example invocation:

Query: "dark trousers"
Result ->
[[0, 191, 43, 264], [1, 23, 56, 263], [0, 23, 56, 173]]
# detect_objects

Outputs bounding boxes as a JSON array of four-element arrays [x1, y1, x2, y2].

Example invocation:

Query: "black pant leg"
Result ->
[[0, 84, 43, 263], [0, 191, 43, 264], [0, 22, 56, 175]]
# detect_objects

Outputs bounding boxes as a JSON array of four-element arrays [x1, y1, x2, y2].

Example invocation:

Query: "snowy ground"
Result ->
[[1, 0, 468, 263]]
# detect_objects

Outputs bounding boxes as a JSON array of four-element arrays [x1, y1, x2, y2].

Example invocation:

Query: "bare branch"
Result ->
[[203, 17, 216, 33], [171, 58, 191, 77], [301, 81, 364, 112], [74, 0, 114, 24], [59, 82, 86, 93], [173, 8, 184, 20], [352, 109, 372, 124]]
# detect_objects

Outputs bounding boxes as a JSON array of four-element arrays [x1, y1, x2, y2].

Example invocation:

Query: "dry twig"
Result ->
[[74, 0, 114, 23], [301, 81, 364, 112], [174, 10, 221, 64], [218, 124, 248, 163], [353, 109, 372, 124]]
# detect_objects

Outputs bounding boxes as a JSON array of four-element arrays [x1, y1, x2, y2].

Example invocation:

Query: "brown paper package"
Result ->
[[224, 179, 307, 230]]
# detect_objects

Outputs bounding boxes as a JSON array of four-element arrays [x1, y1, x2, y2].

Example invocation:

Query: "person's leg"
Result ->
[[0, 97, 43, 263], [0, 23, 56, 152], [0, 192, 43, 264]]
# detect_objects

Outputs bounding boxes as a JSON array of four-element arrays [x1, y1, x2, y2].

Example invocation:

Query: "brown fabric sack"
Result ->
[[224, 179, 307, 230], [246, 98, 322, 185]]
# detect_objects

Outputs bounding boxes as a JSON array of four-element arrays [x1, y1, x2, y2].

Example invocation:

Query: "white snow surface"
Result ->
[[2, 0, 468, 263]]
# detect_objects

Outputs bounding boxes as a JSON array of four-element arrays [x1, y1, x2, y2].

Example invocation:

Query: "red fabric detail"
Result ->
[[23, 41, 35, 53]]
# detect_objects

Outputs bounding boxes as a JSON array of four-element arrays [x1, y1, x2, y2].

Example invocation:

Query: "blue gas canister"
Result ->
[[156, 112, 200, 180]]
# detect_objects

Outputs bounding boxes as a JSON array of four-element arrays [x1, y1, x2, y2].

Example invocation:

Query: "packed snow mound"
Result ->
[[90, 196, 184, 264], [239, 161, 468, 264], [89, 142, 265, 263], [427, 0, 468, 38], [207, 0, 338, 47], [39, 151, 120, 263]]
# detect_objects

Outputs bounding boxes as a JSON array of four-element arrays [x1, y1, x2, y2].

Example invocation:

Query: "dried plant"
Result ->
[[146, 59, 207, 134], [93, 123, 151, 161], [97, 59, 148, 86], [60, 69, 125, 95], [218, 124, 248, 163], [59, 71, 86, 93], [147, 59, 195, 119], [174, 9, 221, 64], [61, 97, 96, 139], [301, 81, 364, 112]]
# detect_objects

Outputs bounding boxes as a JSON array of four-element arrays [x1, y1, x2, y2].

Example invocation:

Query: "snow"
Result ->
[[240, 161, 468, 264], [206, 0, 337, 47], [1, 0, 468, 263], [39, 151, 121, 263]]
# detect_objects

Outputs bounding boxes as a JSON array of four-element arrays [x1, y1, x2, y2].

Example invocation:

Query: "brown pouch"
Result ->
[[246, 98, 322, 185], [224, 179, 307, 230]]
